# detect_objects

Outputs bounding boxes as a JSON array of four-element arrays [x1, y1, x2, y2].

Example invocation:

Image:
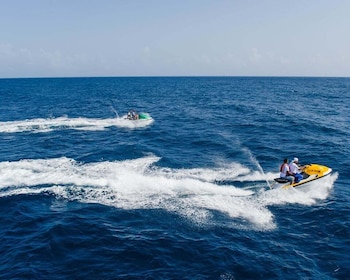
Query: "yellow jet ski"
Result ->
[[273, 164, 332, 189]]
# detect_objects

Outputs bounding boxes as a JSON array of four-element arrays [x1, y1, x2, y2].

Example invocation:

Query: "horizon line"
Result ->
[[1, 75, 350, 80]]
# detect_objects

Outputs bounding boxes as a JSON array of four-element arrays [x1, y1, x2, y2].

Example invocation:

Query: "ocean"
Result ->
[[0, 77, 349, 279]]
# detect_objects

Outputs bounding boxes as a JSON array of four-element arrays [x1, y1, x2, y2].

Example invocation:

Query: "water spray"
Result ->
[[243, 147, 272, 189]]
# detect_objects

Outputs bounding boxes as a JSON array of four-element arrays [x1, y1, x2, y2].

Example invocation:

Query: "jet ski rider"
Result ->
[[127, 110, 139, 120], [280, 158, 294, 184], [289, 157, 305, 183]]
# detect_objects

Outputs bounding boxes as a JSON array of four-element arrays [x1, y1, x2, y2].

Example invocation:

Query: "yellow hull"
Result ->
[[280, 164, 332, 189]]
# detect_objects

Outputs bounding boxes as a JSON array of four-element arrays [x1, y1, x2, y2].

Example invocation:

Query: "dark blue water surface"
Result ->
[[0, 77, 349, 279]]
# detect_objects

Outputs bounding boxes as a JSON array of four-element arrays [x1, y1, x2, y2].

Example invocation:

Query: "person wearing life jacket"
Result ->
[[280, 158, 294, 184]]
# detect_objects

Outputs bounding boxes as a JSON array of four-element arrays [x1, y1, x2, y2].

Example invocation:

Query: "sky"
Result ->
[[0, 0, 349, 78]]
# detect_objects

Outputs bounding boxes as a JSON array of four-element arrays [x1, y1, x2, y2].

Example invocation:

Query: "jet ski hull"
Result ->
[[274, 164, 332, 189], [138, 112, 152, 120]]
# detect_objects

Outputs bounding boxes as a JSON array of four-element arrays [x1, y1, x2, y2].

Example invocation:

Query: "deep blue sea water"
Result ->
[[0, 77, 349, 279]]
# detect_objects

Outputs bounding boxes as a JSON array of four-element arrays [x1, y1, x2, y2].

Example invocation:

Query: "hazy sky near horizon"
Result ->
[[1, 0, 349, 78]]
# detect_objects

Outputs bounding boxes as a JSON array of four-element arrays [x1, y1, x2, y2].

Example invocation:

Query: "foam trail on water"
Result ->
[[0, 156, 337, 230], [0, 116, 154, 133], [258, 172, 338, 206]]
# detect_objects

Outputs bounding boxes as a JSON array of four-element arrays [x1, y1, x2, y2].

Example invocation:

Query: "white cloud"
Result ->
[[250, 48, 262, 63], [0, 43, 108, 77]]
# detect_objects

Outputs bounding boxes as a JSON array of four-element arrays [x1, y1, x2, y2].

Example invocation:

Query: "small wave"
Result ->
[[0, 115, 154, 133]]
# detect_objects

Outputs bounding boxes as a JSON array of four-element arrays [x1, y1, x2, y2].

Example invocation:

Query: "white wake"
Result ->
[[0, 115, 154, 133], [0, 156, 337, 230]]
